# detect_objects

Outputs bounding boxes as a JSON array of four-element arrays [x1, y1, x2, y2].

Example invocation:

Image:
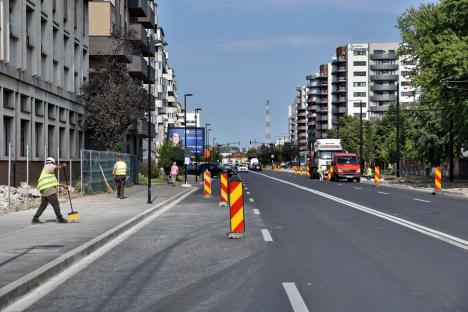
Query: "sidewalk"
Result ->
[[0, 183, 195, 309]]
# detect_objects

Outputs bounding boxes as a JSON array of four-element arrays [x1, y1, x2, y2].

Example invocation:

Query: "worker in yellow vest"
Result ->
[[113, 155, 128, 199], [32, 157, 69, 224]]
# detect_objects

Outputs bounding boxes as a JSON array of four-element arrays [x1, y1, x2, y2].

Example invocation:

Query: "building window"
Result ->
[[353, 82, 367, 87], [354, 113, 366, 118], [353, 92, 366, 97], [48, 125, 55, 156], [401, 71, 409, 77], [401, 81, 413, 87], [35, 122, 44, 158], [3, 116, 14, 155], [353, 102, 366, 107], [353, 71, 366, 76], [20, 120, 29, 157], [3, 88, 15, 108], [353, 61, 366, 66], [401, 91, 415, 97], [353, 50, 366, 56]]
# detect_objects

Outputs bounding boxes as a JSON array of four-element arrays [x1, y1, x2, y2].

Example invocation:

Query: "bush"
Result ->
[[139, 161, 160, 178]]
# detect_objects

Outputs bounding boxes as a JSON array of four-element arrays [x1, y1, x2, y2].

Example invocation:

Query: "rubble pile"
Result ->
[[0, 183, 42, 213]]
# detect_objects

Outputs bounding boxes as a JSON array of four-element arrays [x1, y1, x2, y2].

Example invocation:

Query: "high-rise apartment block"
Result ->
[[290, 42, 418, 159], [1, 0, 89, 184], [288, 102, 297, 145]]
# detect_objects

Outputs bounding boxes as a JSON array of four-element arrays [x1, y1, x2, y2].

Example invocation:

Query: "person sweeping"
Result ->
[[113, 155, 128, 199], [32, 157, 69, 224]]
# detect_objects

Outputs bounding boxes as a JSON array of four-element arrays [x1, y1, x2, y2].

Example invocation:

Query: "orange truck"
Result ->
[[331, 153, 361, 182]]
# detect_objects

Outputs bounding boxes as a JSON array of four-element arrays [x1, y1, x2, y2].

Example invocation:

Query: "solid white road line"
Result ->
[[413, 198, 431, 203], [261, 229, 273, 242], [378, 191, 389, 195], [254, 172, 468, 251], [282, 282, 310, 312], [354, 187, 363, 190], [249, 198, 254, 203], [253, 209, 260, 215], [337, 183, 343, 186], [3, 188, 198, 312]]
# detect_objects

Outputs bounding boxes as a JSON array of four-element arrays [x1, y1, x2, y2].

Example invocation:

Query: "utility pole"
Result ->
[[146, 34, 152, 204], [205, 123, 211, 162], [183, 93, 193, 186], [194, 108, 202, 182], [359, 99, 364, 173], [396, 83, 401, 178], [266, 101, 271, 144]]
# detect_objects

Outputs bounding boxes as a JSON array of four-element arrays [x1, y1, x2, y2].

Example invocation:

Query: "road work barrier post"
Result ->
[[219, 172, 228, 206], [204, 170, 212, 198], [294, 166, 297, 176], [306, 166, 310, 178], [300, 166, 303, 177], [433, 167, 442, 195], [374, 166, 380, 186], [228, 178, 245, 239], [328, 166, 334, 181]]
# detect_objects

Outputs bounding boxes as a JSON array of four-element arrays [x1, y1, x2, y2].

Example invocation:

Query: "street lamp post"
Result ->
[[146, 34, 153, 204], [205, 123, 211, 162], [183, 93, 193, 186], [194, 108, 202, 182], [212, 137, 216, 162], [359, 99, 364, 173], [396, 83, 401, 178]]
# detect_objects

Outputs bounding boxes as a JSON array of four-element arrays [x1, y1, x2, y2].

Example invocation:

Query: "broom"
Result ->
[[63, 165, 80, 222], [99, 164, 114, 193]]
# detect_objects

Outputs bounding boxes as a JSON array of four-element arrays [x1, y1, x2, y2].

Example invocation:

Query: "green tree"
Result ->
[[157, 141, 184, 174], [397, 0, 468, 156]]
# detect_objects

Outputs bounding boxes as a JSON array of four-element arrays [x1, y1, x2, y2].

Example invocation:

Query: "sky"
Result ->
[[157, 0, 434, 147]]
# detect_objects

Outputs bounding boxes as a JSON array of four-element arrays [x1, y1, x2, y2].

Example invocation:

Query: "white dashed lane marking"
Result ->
[[261, 229, 273, 242], [378, 191, 389, 195], [249, 198, 254, 203], [282, 282, 310, 312], [413, 198, 430, 203], [253, 209, 260, 215]]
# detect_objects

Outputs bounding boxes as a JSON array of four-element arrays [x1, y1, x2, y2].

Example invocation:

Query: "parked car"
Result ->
[[197, 163, 220, 177], [220, 164, 235, 177], [331, 153, 361, 182], [236, 164, 248, 172], [249, 163, 262, 171]]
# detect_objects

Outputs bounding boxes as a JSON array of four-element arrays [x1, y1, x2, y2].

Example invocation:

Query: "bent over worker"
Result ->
[[113, 155, 128, 199], [32, 157, 68, 224]]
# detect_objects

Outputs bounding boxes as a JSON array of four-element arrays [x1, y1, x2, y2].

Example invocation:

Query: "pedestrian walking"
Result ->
[[170, 162, 179, 186], [32, 157, 69, 224], [366, 166, 373, 182], [113, 155, 128, 199], [317, 166, 324, 182]]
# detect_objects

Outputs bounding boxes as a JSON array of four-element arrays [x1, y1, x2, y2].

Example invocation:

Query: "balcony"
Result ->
[[297, 112, 307, 118], [89, 36, 133, 63], [337, 97, 346, 103], [370, 74, 398, 81], [128, 55, 155, 83], [128, 0, 149, 17], [370, 94, 397, 102], [129, 23, 148, 48], [307, 121, 315, 127], [370, 53, 398, 60], [338, 66, 346, 73], [137, 4, 156, 29], [371, 84, 397, 91], [141, 40, 156, 56], [298, 126, 307, 131], [369, 104, 390, 112], [370, 64, 399, 71]]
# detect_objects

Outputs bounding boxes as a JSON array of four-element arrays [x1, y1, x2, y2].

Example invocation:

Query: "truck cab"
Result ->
[[310, 139, 342, 178], [331, 153, 361, 182]]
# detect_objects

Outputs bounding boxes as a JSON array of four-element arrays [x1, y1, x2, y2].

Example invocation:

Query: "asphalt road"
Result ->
[[14, 172, 468, 312]]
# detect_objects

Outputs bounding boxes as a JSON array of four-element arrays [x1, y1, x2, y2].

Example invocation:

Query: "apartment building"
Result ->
[[185, 111, 201, 128], [88, 0, 157, 158], [301, 42, 418, 155], [306, 63, 333, 145], [0, 0, 89, 185], [287, 102, 297, 145], [295, 85, 308, 163]]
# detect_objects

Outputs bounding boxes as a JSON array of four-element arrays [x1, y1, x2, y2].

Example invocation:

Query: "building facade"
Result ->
[[295, 85, 308, 163], [1, 0, 89, 185], [287, 102, 297, 145]]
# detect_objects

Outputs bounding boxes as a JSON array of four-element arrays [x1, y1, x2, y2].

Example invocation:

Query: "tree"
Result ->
[[81, 31, 148, 151], [397, 0, 468, 156], [157, 141, 184, 174]]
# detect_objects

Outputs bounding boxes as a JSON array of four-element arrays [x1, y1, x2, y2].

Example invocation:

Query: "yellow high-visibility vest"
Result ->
[[115, 161, 127, 176], [37, 167, 59, 191]]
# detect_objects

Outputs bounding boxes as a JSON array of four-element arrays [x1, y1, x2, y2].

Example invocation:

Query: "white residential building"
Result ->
[[288, 102, 297, 145]]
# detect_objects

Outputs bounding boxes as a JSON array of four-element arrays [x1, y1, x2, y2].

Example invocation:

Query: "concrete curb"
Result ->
[[0, 187, 197, 310]]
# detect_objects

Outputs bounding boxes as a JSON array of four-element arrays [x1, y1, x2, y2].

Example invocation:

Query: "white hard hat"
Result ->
[[46, 157, 56, 164]]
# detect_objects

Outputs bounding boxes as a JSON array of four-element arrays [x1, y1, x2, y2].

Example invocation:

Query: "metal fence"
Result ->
[[80, 150, 138, 194]]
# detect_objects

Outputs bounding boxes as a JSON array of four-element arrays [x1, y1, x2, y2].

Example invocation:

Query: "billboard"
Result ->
[[167, 127, 205, 155]]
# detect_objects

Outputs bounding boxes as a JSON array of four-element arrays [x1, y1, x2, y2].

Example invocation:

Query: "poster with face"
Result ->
[[167, 127, 205, 155]]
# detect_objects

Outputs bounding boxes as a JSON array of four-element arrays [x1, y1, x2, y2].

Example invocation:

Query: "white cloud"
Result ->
[[216, 35, 349, 52]]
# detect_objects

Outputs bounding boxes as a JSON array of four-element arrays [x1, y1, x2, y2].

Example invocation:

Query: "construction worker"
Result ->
[[113, 155, 128, 199], [317, 166, 324, 182], [366, 166, 373, 182], [32, 157, 68, 224]]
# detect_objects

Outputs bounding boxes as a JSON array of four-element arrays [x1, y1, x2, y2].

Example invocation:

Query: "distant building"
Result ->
[[185, 111, 201, 128], [288, 103, 297, 145], [296, 85, 308, 163]]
